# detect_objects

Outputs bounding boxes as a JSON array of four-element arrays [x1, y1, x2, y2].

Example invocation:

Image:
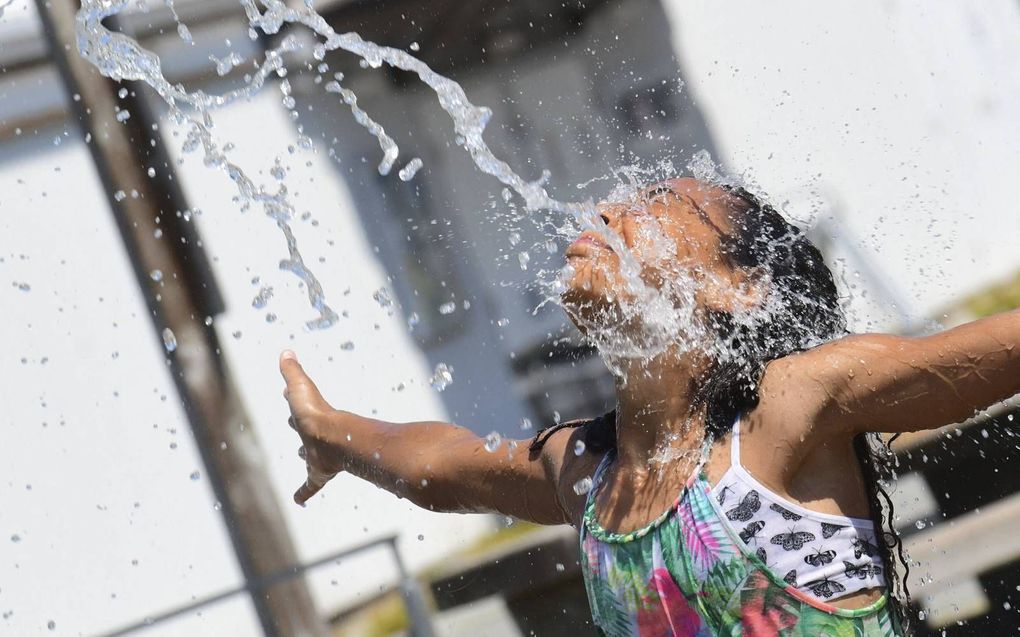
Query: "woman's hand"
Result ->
[[280, 350, 346, 505]]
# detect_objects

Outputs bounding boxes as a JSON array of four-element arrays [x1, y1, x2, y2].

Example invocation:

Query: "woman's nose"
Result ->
[[595, 203, 619, 226]]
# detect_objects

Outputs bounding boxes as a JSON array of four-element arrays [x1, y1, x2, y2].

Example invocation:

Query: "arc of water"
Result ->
[[75, 0, 658, 331]]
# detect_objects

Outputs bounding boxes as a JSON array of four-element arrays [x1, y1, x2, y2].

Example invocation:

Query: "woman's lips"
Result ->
[[566, 232, 614, 257]]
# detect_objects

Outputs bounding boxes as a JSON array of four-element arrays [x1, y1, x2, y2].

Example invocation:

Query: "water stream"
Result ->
[[74, 0, 726, 364]]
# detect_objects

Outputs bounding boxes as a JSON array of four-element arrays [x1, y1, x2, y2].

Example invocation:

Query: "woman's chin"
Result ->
[[561, 288, 623, 330]]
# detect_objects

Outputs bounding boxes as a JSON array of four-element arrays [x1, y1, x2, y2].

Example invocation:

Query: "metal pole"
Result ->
[[99, 536, 401, 637], [34, 2, 325, 636], [390, 539, 437, 637]]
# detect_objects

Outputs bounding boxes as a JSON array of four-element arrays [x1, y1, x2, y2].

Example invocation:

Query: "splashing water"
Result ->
[[73, 0, 762, 370], [483, 431, 501, 453], [74, 0, 608, 329], [428, 363, 453, 392]]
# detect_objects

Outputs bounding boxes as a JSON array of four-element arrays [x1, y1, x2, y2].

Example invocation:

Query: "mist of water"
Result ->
[[74, 0, 775, 372]]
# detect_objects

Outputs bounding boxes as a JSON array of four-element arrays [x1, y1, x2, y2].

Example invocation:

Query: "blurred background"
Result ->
[[2, 0, 1019, 635]]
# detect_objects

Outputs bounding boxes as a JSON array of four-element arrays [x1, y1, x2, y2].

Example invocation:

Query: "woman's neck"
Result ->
[[612, 348, 711, 473]]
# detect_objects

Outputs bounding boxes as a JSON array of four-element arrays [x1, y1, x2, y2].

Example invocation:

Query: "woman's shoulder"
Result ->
[[768, 332, 901, 376], [760, 332, 901, 419], [528, 414, 613, 527]]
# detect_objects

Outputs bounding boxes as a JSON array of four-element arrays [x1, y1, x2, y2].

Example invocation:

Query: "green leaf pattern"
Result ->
[[580, 476, 903, 636]]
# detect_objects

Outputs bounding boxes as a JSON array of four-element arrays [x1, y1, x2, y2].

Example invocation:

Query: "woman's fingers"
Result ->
[[279, 351, 324, 403], [293, 480, 320, 506], [293, 465, 336, 505], [281, 350, 340, 507]]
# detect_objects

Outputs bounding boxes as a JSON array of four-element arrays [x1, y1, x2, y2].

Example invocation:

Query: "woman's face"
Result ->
[[560, 177, 746, 334]]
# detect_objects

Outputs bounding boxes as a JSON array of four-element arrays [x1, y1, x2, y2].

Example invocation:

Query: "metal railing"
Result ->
[[97, 535, 435, 637]]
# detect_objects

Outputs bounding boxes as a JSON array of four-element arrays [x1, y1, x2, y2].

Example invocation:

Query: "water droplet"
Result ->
[[117, 87, 128, 98], [409, 41, 420, 51], [398, 157, 423, 181], [520, 418, 533, 431], [406, 312, 420, 330], [417, 534, 424, 541], [10, 534, 21, 543], [484, 431, 502, 452], [47, 620, 56, 630], [915, 520, 925, 530], [574, 440, 586, 456], [573, 476, 593, 495], [149, 269, 163, 282], [189, 471, 200, 481], [555, 563, 565, 572], [373, 287, 394, 314], [177, 23, 192, 43], [340, 341, 355, 351], [147, 167, 156, 178], [265, 313, 277, 323], [251, 286, 274, 309], [161, 328, 177, 353], [114, 190, 127, 202], [438, 302, 456, 315], [518, 251, 530, 270], [429, 363, 453, 392], [496, 318, 510, 327]]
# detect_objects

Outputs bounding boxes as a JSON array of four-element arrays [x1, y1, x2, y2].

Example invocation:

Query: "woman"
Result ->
[[280, 178, 1019, 635]]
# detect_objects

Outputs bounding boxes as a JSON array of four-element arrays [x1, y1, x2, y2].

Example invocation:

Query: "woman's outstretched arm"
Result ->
[[800, 308, 1020, 433], [279, 351, 578, 525]]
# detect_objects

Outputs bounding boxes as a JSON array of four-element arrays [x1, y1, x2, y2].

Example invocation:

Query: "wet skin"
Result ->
[[280, 177, 1020, 610]]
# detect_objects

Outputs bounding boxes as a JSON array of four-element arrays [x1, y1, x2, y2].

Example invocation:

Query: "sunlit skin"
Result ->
[[280, 177, 1020, 610]]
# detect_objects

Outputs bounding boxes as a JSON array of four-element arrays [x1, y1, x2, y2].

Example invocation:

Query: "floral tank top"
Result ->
[[578, 450, 903, 636]]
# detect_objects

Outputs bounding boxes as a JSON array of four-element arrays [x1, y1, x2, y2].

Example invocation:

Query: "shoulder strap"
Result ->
[[590, 450, 615, 494], [730, 414, 743, 467]]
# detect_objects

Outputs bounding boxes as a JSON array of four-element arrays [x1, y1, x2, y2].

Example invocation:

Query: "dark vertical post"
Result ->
[[34, 2, 325, 635]]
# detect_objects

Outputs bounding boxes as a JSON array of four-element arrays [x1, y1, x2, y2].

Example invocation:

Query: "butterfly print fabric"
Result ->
[[770, 530, 816, 551], [712, 467, 887, 601], [770, 503, 803, 521], [804, 549, 836, 567], [725, 491, 760, 522]]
